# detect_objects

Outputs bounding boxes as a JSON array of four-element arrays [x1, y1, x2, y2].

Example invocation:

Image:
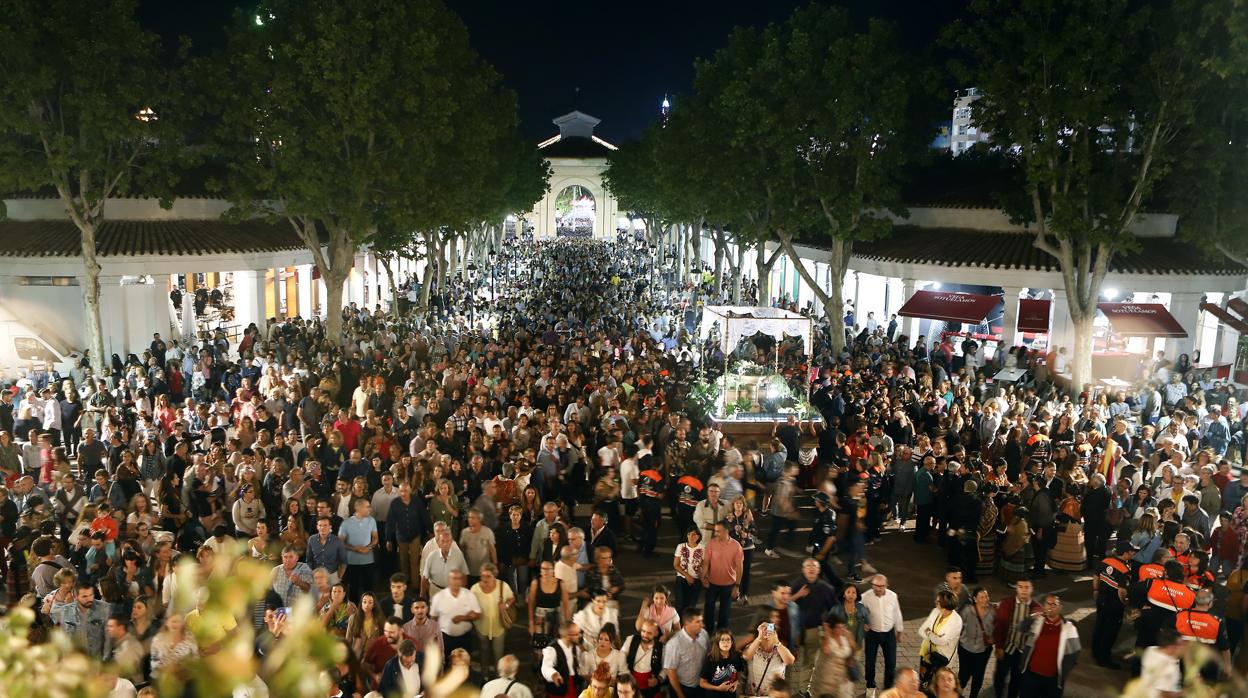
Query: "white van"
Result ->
[[0, 318, 84, 385]]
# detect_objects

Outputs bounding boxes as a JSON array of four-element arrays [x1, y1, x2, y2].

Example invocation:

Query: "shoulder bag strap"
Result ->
[[752, 652, 776, 696]]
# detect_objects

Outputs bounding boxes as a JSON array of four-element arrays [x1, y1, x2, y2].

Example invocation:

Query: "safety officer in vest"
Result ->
[[1175, 588, 1232, 683], [1091, 539, 1138, 668], [673, 472, 704, 539], [1135, 547, 1171, 584], [637, 468, 665, 558], [809, 492, 839, 585], [1129, 560, 1196, 651]]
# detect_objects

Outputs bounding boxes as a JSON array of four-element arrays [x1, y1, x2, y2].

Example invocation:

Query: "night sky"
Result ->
[[140, 0, 967, 144]]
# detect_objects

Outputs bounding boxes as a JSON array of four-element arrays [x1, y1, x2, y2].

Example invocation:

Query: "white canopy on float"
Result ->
[[700, 305, 813, 356]]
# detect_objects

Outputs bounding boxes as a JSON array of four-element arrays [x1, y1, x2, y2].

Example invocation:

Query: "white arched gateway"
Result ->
[[527, 111, 621, 239]]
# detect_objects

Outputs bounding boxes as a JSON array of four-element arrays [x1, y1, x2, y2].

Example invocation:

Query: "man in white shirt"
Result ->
[[370, 473, 400, 531], [420, 527, 468, 599], [481, 654, 535, 698], [1139, 629, 1184, 698], [541, 621, 585, 695], [378, 639, 422, 697], [597, 434, 621, 471], [620, 447, 640, 536], [553, 545, 580, 600], [693, 484, 730, 538], [862, 574, 905, 696], [429, 570, 481, 657]]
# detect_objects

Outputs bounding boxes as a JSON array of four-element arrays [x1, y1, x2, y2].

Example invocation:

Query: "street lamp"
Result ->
[[466, 262, 478, 329]]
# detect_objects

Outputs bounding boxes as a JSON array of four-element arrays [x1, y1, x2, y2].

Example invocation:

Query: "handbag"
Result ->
[[845, 656, 862, 682], [498, 584, 516, 629]]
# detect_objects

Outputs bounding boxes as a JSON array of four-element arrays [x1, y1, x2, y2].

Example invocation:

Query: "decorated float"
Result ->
[[689, 305, 820, 439]]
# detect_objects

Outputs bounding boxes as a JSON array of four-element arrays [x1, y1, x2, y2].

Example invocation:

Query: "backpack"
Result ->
[[762, 453, 785, 481]]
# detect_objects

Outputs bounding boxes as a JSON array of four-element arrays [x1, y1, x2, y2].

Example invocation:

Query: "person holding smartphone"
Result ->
[[743, 620, 795, 696]]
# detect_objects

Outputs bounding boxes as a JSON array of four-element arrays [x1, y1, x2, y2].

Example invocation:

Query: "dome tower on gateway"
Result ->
[[523, 111, 622, 240]]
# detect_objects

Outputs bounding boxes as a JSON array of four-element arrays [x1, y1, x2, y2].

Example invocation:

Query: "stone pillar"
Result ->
[[271, 267, 283, 321], [999, 286, 1025, 349], [378, 256, 393, 308], [1049, 289, 1070, 353], [1213, 294, 1242, 365], [900, 278, 920, 346], [97, 275, 127, 359], [348, 253, 366, 307], [1167, 291, 1203, 359], [233, 270, 267, 335], [296, 265, 314, 319]]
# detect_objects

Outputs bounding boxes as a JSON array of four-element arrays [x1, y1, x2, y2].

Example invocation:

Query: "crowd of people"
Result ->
[[0, 237, 1244, 698]]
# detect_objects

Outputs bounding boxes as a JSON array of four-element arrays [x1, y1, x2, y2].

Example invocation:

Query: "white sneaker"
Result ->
[[867, 689, 876, 698], [764, 548, 780, 558]]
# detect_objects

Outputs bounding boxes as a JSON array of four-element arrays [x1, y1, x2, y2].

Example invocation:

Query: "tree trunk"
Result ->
[[755, 242, 783, 305], [413, 232, 431, 310], [320, 230, 357, 345], [730, 244, 743, 304], [712, 228, 725, 294], [777, 232, 851, 358], [446, 235, 459, 283], [288, 218, 354, 345], [1070, 311, 1095, 394], [377, 254, 401, 318], [322, 268, 349, 342], [80, 221, 106, 376], [688, 222, 703, 272], [668, 224, 679, 285]]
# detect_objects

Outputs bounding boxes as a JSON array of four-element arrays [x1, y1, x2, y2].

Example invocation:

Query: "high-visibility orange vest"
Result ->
[[1185, 571, 1214, 591], [1098, 557, 1130, 589], [1175, 610, 1221, 644], [1168, 547, 1191, 567], [1146, 579, 1196, 613], [1138, 563, 1165, 582]]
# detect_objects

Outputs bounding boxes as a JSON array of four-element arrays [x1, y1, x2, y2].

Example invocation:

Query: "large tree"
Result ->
[[216, 0, 509, 342], [603, 125, 669, 244], [954, 0, 1233, 390], [0, 0, 187, 374], [689, 6, 920, 354]]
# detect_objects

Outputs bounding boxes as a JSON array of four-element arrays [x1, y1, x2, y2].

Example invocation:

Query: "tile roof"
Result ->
[[809, 226, 1247, 276], [539, 136, 614, 159], [0, 219, 311, 258]]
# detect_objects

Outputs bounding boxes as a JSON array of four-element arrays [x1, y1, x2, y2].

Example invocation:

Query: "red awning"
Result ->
[[898, 290, 999, 324], [1016, 298, 1051, 333], [1097, 302, 1188, 338], [1200, 301, 1248, 333]]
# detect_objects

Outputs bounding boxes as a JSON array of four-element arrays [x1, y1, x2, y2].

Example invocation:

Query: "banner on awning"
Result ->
[[1016, 298, 1051, 333], [898, 290, 999, 324], [1097, 302, 1188, 338]]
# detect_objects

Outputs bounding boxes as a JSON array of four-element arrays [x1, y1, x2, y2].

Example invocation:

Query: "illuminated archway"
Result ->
[[554, 185, 595, 238]]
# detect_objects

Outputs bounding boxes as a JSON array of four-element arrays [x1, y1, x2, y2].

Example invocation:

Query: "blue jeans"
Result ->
[[704, 583, 733, 632], [674, 577, 701, 616], [865, 629, 897, 688], [892, 487, 914, 523]]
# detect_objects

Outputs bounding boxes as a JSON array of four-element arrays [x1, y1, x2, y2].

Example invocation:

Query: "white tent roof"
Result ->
[[700, 305, 813, 356]]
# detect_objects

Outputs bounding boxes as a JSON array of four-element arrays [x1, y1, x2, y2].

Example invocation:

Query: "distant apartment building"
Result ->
[[950, 87, 991, 156]]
